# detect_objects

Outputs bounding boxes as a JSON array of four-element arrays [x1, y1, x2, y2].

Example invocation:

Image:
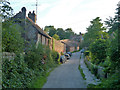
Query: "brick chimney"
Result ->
[[28, 11, 36, 23], [21, 7, 26, 19]]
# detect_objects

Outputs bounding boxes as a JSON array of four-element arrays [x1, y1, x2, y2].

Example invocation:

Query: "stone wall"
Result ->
[[2, 52, 16, 60], [42, 35, 46, 45], [84, 57, 106, 79], [25, 23, 38, 43], [54, 39, 66, 54], [12, 7, 66, 55], [46, 38, 48, 46]]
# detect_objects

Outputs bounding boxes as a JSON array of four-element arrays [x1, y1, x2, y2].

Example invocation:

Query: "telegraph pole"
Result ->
[[32, 0, 40, 23], [36, 0, 38, 22]]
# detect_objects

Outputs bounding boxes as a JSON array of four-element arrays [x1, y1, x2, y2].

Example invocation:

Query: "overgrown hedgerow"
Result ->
[[2, 43, 60, 88]]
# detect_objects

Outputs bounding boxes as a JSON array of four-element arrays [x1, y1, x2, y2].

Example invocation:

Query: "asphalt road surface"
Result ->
[[43, 52, 87, 88]]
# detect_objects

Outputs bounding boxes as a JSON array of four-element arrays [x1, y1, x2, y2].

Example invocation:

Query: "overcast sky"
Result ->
[[9, 0, 119, 34]]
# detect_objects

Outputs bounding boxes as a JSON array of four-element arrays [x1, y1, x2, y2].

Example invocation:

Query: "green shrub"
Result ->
[[78, 65, 86, 80], [2, 21, 25, 53], [94, 72, 120, 88], [2, 42, 59, 88], [108, 31, 120, 70], [51, 50, 60, 63], [2, 54, 33, 88], [84, 51, 89, 56], [90, 63, 98, 76], [90, 39, 107, 64]]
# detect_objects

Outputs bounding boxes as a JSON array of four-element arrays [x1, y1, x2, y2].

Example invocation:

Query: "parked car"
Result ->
[[67, 52, 72, 57], [81, 49, 85, 53], [65, 54, 70, 60], [60, 55, 66, 63]]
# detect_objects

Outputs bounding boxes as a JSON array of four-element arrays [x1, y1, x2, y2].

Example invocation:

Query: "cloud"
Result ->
[[38, 0, 84, 26], [10, 0, 119, 34]]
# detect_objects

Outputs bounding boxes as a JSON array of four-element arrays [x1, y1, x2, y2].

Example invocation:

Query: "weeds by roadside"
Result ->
[[28, 66, 58, 88], [78, 54, 86, 80], [78, 64, 86, 80]]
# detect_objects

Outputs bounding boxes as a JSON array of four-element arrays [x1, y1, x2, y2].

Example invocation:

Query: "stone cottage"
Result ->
[[61, 39, 79, 52], [12, 7, 66, 54], [12, 7, 51, 47]]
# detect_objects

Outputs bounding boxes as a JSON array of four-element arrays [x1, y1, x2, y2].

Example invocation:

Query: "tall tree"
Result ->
[[65, 28, 74, 39], [83, 17, 106, 47], [0, 0, 13, 19], [44, 26, 56, 37], [105, 16, 118, 34], [56, 28, 66, 40], [52, 34, 60, 40]]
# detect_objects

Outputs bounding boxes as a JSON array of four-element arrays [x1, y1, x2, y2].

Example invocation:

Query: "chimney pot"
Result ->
[[21, 7, 26, 12], [28, 10, 36, 23]]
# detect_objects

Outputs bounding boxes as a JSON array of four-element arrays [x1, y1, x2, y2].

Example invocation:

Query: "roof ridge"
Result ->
[[26, 17, 51, 38]]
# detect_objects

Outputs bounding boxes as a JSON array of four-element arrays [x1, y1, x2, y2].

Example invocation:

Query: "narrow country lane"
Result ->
[[42, 52, 87, 88]]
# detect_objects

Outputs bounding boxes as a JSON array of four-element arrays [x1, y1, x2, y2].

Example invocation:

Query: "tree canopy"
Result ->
[[0, 0, 13, 19], [83, 17, 107, 47], [44, 26, 75, 40], [52, 34, 60, 40]]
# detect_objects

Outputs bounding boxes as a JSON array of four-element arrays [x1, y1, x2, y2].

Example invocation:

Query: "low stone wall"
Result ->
[[2, 52, 16, 89], [84, 57, 92, 69], [84, 57, 105, 79], [2, 52, 16, 60], [97, 66, 105, 78]]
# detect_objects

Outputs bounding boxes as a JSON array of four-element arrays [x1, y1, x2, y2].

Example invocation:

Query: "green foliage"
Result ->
[[24, 43, 44, 70], [91, 64, 98, 76], [28, 68, 54, 88], [83, 17, 106, 47], [2, 54, 33, 88], [24, 42, 59, 70], [94, 72, 120, 89], [2, 42, 59, 88], [44, 26, 75, 40], [51, 50, 60, 63], [65, 28, 74, 39], [108, 31, 120, 71], [78, 65, 86, 80], [0, 0, 13, 19], [2, 21, 25, 53], [52, 34, 60, 40], [99, 56, 111, 73], [90, 39, 107, 64], [90, 5, 120, 89], [52, 38, 55, 50], [84, 51, 89, 56], [83, 5, 120, 88], [56, 28, 66, 39], [44, 26, 56, 37]]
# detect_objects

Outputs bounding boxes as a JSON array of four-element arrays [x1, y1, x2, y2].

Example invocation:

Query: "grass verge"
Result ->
[[78, 64, 86, 80], [71, 50, 80, 53], [28, 65, 59, 88]]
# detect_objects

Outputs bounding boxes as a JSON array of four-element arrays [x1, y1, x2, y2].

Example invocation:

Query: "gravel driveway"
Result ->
[[42, 52, 87, 88]]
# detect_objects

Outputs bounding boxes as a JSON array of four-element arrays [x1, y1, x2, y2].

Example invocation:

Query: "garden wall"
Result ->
[[2, 52, 16, 60], [84, 57, 106, 79], [54, 39, 66, 54]]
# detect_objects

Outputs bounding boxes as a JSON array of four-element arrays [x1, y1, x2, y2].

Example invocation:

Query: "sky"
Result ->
[[9, 0, 119, 34]]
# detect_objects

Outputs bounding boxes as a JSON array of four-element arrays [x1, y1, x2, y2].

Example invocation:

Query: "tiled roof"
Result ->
[[61, 39, 79, 47], [26, 17, 51, 39]]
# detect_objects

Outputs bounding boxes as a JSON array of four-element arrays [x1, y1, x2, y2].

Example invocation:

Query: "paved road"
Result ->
[[43, 52, 87, 88]]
